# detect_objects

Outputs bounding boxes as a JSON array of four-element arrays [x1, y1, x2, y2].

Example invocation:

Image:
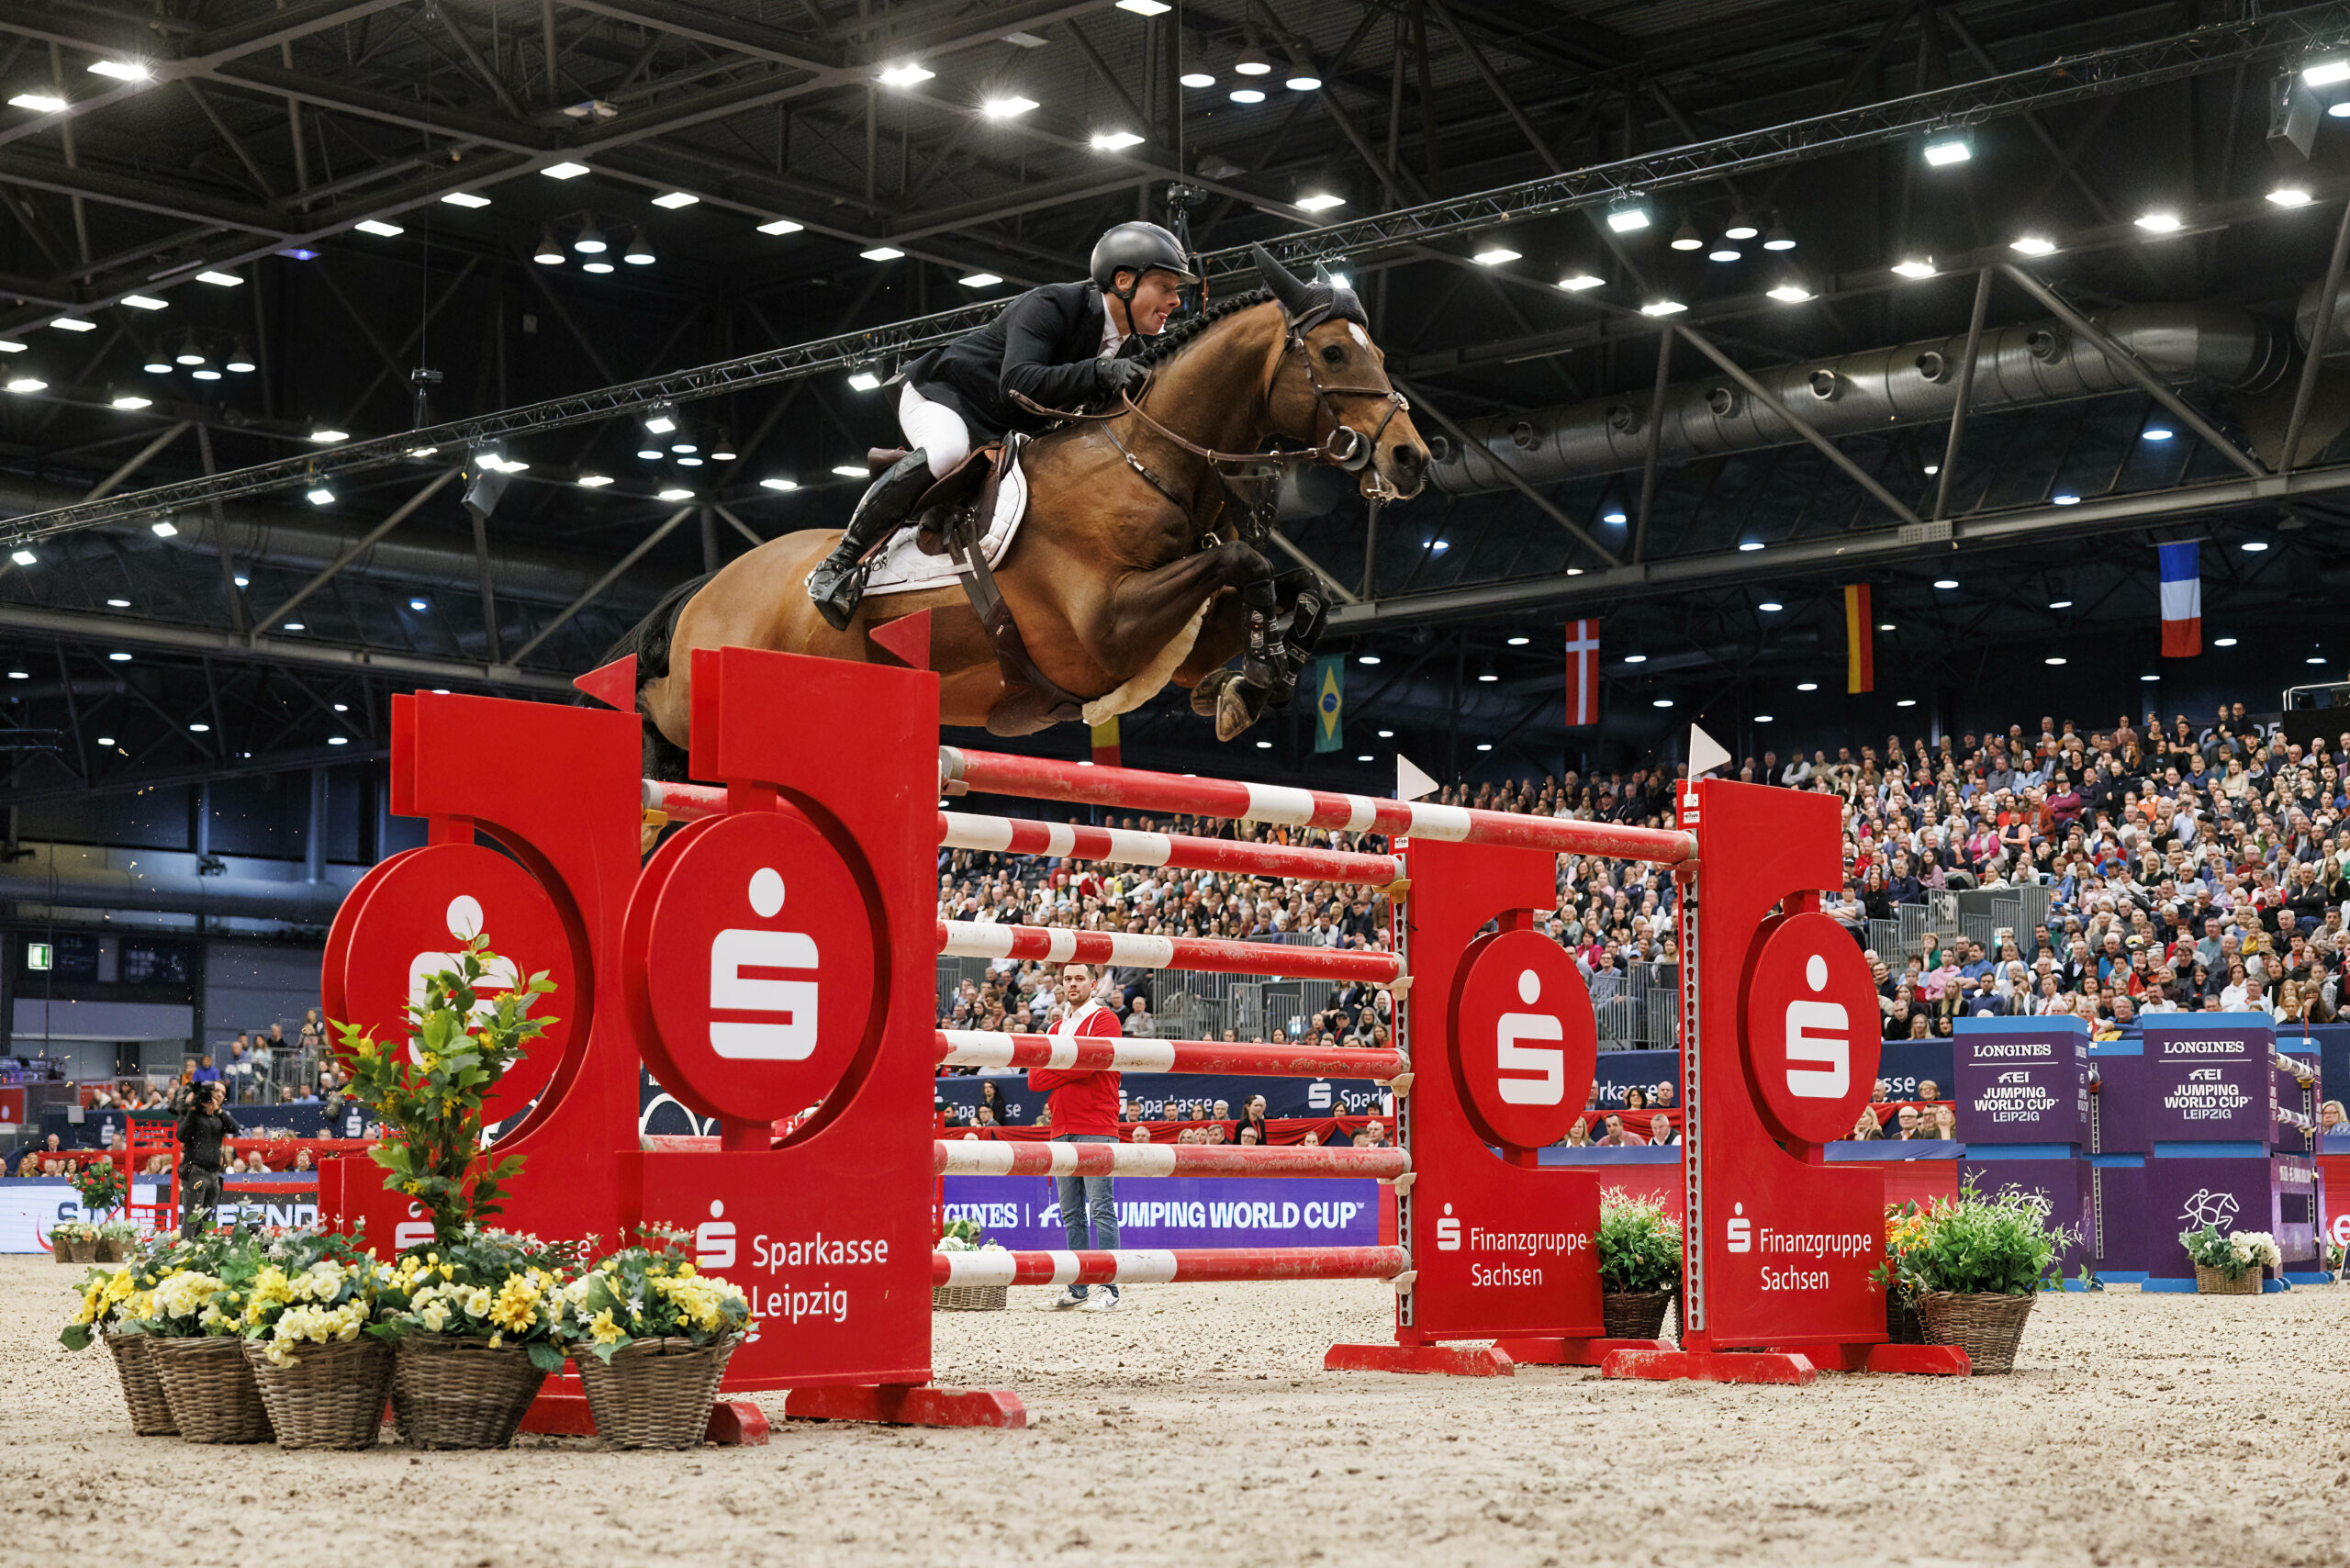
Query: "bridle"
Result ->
[[1010, 301, 1415, 539]]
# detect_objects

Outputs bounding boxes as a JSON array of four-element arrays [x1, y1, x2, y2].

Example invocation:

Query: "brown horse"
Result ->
[[624, 251, 1427, 767]]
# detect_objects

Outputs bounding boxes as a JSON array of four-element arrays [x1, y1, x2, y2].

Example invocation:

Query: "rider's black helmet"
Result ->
[[1091, 221, 1199, 297]]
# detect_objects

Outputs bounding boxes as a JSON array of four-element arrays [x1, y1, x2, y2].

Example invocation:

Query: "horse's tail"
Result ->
[[598, 570, 716, 782]]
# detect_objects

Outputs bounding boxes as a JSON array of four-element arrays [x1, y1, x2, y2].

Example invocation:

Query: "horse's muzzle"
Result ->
[[1363, 440, 1428, 500]]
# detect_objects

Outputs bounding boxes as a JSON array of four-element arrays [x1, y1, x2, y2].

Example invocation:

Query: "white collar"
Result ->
[[1052, 999, 1106, 1037], [1100, 293, 1127, 358]]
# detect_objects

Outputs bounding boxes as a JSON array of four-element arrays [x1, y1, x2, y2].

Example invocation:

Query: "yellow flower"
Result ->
[[588, 1308, 624, 1346], [489, 1275, 538, 1333]]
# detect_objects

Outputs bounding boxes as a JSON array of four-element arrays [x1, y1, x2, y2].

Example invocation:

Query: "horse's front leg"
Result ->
[[1094, 540, 1281, 740]]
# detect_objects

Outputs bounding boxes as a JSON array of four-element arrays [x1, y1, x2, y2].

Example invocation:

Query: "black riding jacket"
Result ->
[[176, 1106, 240, 1170], [904, 281, 1140, 441]]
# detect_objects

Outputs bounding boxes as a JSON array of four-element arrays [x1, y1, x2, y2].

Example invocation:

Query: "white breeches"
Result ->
[[900, 383, 972, 479]]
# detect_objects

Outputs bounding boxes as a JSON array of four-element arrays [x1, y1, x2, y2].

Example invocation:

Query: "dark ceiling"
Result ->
[[0, 0, 2347, 805]]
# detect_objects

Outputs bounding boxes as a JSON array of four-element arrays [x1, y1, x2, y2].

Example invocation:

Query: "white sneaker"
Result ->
[[1038, 1289, 1088, 1310], [1081, 1291, 1120, 1312]]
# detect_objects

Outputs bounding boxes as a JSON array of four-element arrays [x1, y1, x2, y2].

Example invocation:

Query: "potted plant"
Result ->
[[379, 1228, 575, 1449], [1881, 1204, 1929, 1344], [73, 1161, 127, 1245], [240, 1226, 396, 1450], [934, 1217, 1009, 1312], [60, 1242, 173, 1436], [1873, 1178, 2069, 1375], [1595, 1191, 1681, 1340], [95, 1219, 143, 1264], [127, 1225, 275, 1443], [549, 1226, 754, 1450], [2180, 1224, 2280, 1295]]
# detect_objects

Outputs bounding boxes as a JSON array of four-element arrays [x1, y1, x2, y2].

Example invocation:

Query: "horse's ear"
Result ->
[[1251, 242, 1315, 321]]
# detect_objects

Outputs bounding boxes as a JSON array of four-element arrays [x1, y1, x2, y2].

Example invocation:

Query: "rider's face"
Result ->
[[1119, 269, 1186, 335]]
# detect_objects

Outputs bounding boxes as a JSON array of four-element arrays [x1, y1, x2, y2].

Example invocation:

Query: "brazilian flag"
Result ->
[[1312, 656, 1343, 753]]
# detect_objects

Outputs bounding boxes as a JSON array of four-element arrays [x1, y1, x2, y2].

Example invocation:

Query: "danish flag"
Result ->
[[1565, 620, 1601, 728]]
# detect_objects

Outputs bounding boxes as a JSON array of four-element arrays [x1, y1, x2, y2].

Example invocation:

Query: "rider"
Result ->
[[806, 220, 1198, 630]]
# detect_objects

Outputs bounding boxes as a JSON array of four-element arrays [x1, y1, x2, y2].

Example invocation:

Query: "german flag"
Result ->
[[1844, 584, 1874, 694]]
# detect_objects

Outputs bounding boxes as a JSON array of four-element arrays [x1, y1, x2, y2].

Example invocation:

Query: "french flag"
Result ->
[[2158, 542, 2200, 658]]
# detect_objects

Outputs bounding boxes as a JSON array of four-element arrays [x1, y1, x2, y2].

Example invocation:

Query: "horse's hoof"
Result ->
[[1214, 679, 1265, 742], [1191, 668, 1233, 719]]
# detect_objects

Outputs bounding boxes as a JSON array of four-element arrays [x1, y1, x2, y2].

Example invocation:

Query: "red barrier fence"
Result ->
[[935, 1028, 1407, 1081], [937, 920, 1404, 983], [939, 810, 1402, 884], [934, 1137, 1408, 1180], [940, 745, 1698, 863]]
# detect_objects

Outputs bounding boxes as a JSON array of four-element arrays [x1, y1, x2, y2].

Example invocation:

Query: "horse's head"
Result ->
[[1251, 245, 1428, 501]]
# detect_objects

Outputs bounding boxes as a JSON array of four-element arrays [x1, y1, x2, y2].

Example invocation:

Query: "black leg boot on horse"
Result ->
[[807, 449, 934, 632]]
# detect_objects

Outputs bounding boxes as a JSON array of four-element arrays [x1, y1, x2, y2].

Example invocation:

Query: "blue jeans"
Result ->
[[1055, 1134, 1119, 1297]]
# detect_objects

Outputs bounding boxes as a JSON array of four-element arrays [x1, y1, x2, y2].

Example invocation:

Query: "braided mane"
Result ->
[[1126, 287, 1277, 371]]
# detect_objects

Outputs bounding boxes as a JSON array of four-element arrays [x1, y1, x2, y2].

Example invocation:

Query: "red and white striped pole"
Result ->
[[937, 921, 1404, 983], [934, 1139, 1407, 1180], [936, 1028, 1406, 1082], [939, 811, 1401, 885], [939, 746, 1697, 864], [933, 1245, 1410, 1289]]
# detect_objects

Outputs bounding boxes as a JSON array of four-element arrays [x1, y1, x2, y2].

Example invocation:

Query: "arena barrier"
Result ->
[[317, 632, 1962, 1437]]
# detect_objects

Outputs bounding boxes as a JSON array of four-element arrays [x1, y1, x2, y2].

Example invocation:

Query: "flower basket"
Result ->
[[1885, 1287, 1925, 1345], [104, 1332, 176, 1437], [57, 1236, 96, 1265], [574, 1334, 738, 1450], [1914, 1291, 2034, 1375], [2195, 1263, 2263, 1295], [391, 1335, 549, 1450], [94, 1238, 125, 1263], [243, 1337, 394, 1450], [932, 1283, 1008, 1312], [1601, 1291, 1673, 1340], [148, 1336, 274, 1444]]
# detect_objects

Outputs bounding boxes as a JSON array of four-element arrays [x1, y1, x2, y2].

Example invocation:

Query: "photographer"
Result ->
[[174, 1080, 239, 1238]]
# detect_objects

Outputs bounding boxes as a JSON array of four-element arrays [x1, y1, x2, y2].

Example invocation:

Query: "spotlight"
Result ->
[[9, 550, 33, 566], [2134, 210, 2183, 233], [1180, 72, 1215, 88], [2053, 493, 2081, 506], [576, 476, 613, 488], [2304, 59, 2350, 86], [832, 464, 867, 478], [109, 391, 151, 409], [1933, 578, 1959, 589], [878, 63, 934, 86], [88, 60, 151, 80], [1602, 510, 1628, 524], [759, 477, 800, 491], [1605, 199, 1651, 233], [847, 370, 882, 391], [1723, 212, 1760, 241], [533, 227, 565, 264], [1766, 279, 1813, 303], [1921, 129, 1973, 165], [1892, 256, 1938, 279], [196, 270, 243, 286], [1472, 246, 1519, 265], [3, 376, 44, 394], [1229, 88, 1265, 104], [1295, 190, 1346, 213], [657, 487, 695, 501], [643, 404, 677, 435], [1639, 298, 1687, 317], [307, 485, 335, 506], [1762, 218, 1797, 252], [2268, 185, 2315, 207], [308, 428, 349, 443], [2010, 233, 2057, 256], [1091, 130, 1146, 151], [2143, 427, 2175, 442], [980, 96, 1039, 118], [623, 230, 655, 264], [151, 520, 176, 537], [1707, 245, 1741, 263], [1670, 218, 1704, 252], [225, 342, 255, 373], [1556, 270, 1604, 291], [7, 93, 65, 113], [573, 217, 607, 254]]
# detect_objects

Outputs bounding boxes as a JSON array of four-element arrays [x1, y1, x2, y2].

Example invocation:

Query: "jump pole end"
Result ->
[[1323, 1343, 1514, 1377], [574, 654, 638, 711]]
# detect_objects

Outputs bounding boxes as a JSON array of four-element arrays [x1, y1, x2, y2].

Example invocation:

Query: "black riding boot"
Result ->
[[807, 448, 933, 632]]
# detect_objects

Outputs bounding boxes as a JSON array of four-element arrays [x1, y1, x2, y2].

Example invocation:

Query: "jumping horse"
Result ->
[[616, 247, 1428, 770]]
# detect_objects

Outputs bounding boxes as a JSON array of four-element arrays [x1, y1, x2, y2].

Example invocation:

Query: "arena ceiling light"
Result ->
[[9, 550, 34, 566], [1180, 71, 1214, 87], [142, 349, 172, 373], [1896, 698, 1918, 708], [1295, 190, 1346, 212], [657, 486, 694, 501], [8, 93, 66, 113], [574, 217, 608, 254], [860, 245, 904, 261], [2043, 654, 2066, 666], [959, 271, 1002, 287], [1639, 297, 1687, 316], [1556, 269, 1603, 291], [582, 257, 614, 274], [542, 161, 590, 179], [2214, 635, 2238, 646], [1707, 242, 1741, 263], [1651, 698, 1673, 709], [1506, 635, 1531, 645], [643, 404, 677, 435], [2048, 598, 2073, 609], [1285, 73, 1321, 91], [2268, 185, 2315, 207], [1738, 540, 1764, 552], [1921, 129, 1973, 166], [2143, 427, 2175, 442], [1890, 256, 1937, 280], [1755, 713, 1774, 722], [2010, 233, 2057, 255], [576, 474, 613, 487], [1758, 600, 1784, 612], [121, 294, 165, 310], [1767, 279, 1814, 303], [150, 520, 175, 536], [1605, 197, 1651, 233], [832, 463, 867, 477], [622, 230, 655, 265], [1472, 245, 1519, 265], [760, 476, 800, 491], [1091, 129, 1145, 151], [1602, 509, 1628, 524], [1622, 654, 1647, 665], [88, 60, 150, 80], [1669, 218, 1704, 252], [308, 427, 349, 442], [353, 218, 404, 237], [1723, 212, 1761, 241], [981, 95, 1038, 118], [2242, 539, 2270, 552], [1234, 50, 1271, 75], [1116, 0, 1172, 14], [441, 191, 491, 207], [1762, 218, 1796, 252], [1933, 577, 1959, 589], [2303, 59, 2350, 85], [2133, 209, 2184, 233], [109, 390, 151, 409], [1229, 87, 1265, 104], [196, 270, 242, 286], [846, 370, 882, 391], [652, 191, 699, 208], [306, 483, 335, 506], [2053, 493, 2081, 505], [49, 317, 94, 331], [533, 227, 565, 264], [878, 62, 934, 86]]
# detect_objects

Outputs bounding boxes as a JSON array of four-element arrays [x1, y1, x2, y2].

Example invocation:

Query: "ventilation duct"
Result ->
[[1425, 304, 2288, 495]]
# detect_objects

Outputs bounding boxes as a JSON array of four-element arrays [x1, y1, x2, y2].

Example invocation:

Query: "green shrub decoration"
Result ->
[[1596, 1190, 1682, 1294], [1875, 1177, 2070, 1297]]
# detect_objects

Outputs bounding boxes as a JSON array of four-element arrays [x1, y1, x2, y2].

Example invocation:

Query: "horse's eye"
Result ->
[[1320, 342, 1346, 364]]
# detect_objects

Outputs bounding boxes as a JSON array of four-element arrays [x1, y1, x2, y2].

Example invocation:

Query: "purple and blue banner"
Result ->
[[941, 1174, 1380, 1249]]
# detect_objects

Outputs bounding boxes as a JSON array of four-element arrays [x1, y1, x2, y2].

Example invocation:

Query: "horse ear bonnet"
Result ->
[[1249, 243, 1368, 330]]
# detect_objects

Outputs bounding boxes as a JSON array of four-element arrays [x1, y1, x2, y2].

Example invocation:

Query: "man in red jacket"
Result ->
[[1029, 962, 1125, 1311]]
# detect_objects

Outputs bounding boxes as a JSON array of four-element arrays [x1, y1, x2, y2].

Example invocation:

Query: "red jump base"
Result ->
[[1490, 1335, 1674, 1367], [1323, 1342, 1515, 1377], [784, 1383, 1029, 1428], [1600, 1349, 1819, 1384]]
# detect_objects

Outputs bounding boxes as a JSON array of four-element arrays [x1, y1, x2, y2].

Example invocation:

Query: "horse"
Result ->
[[618, 247, 1428, 770]]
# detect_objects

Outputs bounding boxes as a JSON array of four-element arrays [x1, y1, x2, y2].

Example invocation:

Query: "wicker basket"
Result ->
[[933, 1284, 1009, 1312], [2195, 1263, 2264, 1295], [57, 1236, 95, 1264], [94, 1237, 129, 1263], [1914, 1290, 2035, 1375], [104, 1331, 177, 1437], [148, 1336, 275, 1444], [244, 1337, 394, 1450], [1601, 1291, 1673, 1340], [1885, 1288, 1926, 1345], [574, 1335, 738, 1450], [391, 1335, 548, 1450]]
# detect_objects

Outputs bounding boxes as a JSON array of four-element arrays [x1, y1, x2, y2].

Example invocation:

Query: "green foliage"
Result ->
[[120, 1224, 274, 1338], [377, 1226, 579, 1369], [1875, 1177, 2067, 1298], [72, 1159, 125, 1215], [2179, 1223, 2280, 1280], [332, 937, 556, 1248], [547, 1226, 754, 1363], [1596, 1190, 1682, 1294]]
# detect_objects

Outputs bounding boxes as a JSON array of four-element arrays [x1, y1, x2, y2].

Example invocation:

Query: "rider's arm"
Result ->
[[998, 290, 1111, 411]]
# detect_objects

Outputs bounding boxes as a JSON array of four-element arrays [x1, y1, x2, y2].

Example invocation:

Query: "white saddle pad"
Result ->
[[863, 448, 1029, 599]]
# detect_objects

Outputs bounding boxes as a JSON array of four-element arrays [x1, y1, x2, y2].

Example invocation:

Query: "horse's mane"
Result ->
[[1126, 287, 1277, 371]]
